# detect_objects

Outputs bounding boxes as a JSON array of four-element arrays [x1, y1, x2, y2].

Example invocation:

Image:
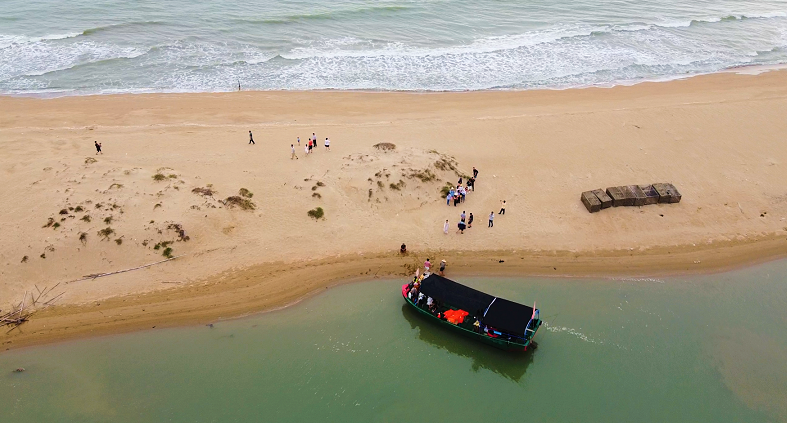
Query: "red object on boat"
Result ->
[[443, 309, 469, 324]]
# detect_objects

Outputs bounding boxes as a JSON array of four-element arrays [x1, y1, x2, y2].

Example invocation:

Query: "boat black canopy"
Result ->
[[418, 274, 535, 336]]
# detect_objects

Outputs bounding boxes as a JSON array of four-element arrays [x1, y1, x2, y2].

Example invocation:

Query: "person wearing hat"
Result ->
[[439, 259, 447, 276]]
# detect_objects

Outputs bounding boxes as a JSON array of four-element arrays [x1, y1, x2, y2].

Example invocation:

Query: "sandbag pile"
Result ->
[[581, 183, 681, 213]]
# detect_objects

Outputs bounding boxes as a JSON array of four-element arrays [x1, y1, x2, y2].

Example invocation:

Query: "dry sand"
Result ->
[[2, 69, 787, 350]]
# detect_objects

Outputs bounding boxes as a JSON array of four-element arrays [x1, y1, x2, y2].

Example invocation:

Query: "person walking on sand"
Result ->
[[488, 211, 494, 227], [248, 131, 255, 145], [424, 258, 432, 272], [312, 133, 317, 149], [473, 167, 478, 179], [439, 260, 447, 276], [297, 137, 301, 147], [304, 142, 309, 156], [443, 219, 449, 234], [308, 138, 313, 154], [291, 144, 298, 160], [94, 141, 102, 154], [460, 211, 466, 222], [500, 200, 506, 215], [468, 212, 474, 228], [325, 137, 330, 151], [456, 220, 466, 234]]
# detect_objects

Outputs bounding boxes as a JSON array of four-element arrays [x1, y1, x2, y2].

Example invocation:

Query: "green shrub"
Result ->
[[307, 207, 324, 220], [238, 188, 253, 198], [152, 173, 166, 181]]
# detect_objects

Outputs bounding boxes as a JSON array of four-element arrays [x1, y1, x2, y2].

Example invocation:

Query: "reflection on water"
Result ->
[[401, 304, 534, 382]]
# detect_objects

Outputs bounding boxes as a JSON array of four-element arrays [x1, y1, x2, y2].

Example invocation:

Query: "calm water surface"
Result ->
[[2, 261, 787, 422]]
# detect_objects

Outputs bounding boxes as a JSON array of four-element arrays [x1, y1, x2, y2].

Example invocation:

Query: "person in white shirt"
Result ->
[[324, 137, 330, 151], [291, 144, 298, 160]]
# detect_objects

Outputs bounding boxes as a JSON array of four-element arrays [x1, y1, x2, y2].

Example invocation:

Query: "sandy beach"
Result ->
[[3, 69, 787, 350]]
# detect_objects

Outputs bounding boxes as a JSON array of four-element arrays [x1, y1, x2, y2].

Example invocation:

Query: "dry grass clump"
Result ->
[[59, 209, 68, 215], [97, 227, 115, 240], [84, 157, 97, 165], [434, 157, 458, 173], [224, 196, 256, 210], [53, 222, 60, 229], [152, 173, 167, 181], [43, 217, 55, 228], [163, 247, 174, 258], [21, 256, 28, 263], [307, 207, 324, 220], [408, 168, 437, 182], [312, 192, 322, 199], [373, 142, 396, 151], [79, 232, 88, 244], [238, 188, 254, 198], [168, 174, 178, 179], [114, 238, 123, 245], [153, 241, 173, 250], [104, 216, 113, 224], [109, 183, 123, 189], [192, 187, 215, 196], [81, 215, 91, 222], [74, 205, 84, 212], [315, 181, 325, 187], [389, 180, 406, 191]]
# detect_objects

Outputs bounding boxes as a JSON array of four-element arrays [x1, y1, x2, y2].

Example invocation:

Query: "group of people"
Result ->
[[406, 259, 446, 315], [443, 167, 507, 233], [291, 133, 330, 159]]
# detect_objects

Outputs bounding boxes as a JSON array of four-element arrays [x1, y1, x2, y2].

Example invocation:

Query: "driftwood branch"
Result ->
[[66, 255, 185, 284]]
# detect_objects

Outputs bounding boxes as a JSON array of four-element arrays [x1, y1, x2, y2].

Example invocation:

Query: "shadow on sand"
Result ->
[[400, 303, 535, 382]]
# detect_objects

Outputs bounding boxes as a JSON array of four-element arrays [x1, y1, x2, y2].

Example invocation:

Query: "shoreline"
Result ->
[[3, 234, 786, 352], [3, 68, 787, 352], [4, 63, 787, 100]]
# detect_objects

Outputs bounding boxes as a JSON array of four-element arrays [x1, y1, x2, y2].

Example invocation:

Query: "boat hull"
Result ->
[[402, 284, 540, 352]]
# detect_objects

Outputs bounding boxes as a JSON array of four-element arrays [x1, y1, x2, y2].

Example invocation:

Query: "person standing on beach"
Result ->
[[325, 137, 330, 151], [500, 200, 506, 215], [248, 131, 255, 145], [473, 167, 478, 179], [424, 258, 432, 272], [94, 141, 102, 154], [468, 212, 474, 228], [439, 260, 447, 276], [443, 219, 449, 234], [460, 211, 466, 222], [312, 133, 317, 149], [304, 143, 309, 156], [457, 221, 466, 234], [297, 137, 301, 147], [308, 139, 313, 154], [488, 211, 494, 227], [291, 144, 298, 160]]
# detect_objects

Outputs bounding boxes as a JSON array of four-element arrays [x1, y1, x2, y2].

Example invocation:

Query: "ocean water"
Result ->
[[2, 261, 787, 422], [1, 0, 786, 95]]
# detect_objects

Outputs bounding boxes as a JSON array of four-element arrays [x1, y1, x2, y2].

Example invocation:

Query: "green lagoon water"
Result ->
[[2, 261, 787, 422]]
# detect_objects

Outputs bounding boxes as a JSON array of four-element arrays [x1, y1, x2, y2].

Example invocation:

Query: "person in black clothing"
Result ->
[[468, 212, 474, 228], [472, 167, 478, 179], [248, 131, 255, 145], [94, 141, 102, 154], [400, 243, 407, 254]]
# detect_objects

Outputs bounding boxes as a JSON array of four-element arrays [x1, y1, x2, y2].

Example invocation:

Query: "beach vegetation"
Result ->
[[153, 241, 172, 250], [163, 247, 174, 258], [84, 157, 97, 165], [389, 180, 406, 190], [238, 188, 253, 198], [316, 181, 325, 187], [74, 205, 84, 212], [440, 182, 455, 197], [377, 181, 384, 189], [434, 156, 458, 173], [21, 256, 28, 263], [43, 217, 55, 228], [79, 232, 88, 244], [154, 203, 162, 209], [59, 208, 68, 215], [307, 207, 324, 220], [311, 185, 318, 191], [104, 216, 113, 224], [152, 173, 167, 181], [224, 196, 256, 210], [373, 142, 396, 151], [168, 174, 178, 179], [192, 186, 215, 196], [68, 207, 74, 211], [53, 222, 61, 229], [312, 192, 321, 199], [115, 238, 123, 245], [40, 253, 46, 259], [81, 215, 91, 222], [97, 227, 115, 240], [95, 203, 103, 209], [109, 183, 123, 190], [408, 168, 437, 182]]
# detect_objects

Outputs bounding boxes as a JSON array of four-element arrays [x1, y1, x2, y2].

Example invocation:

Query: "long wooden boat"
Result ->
[[402, 274, 542, 351]]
